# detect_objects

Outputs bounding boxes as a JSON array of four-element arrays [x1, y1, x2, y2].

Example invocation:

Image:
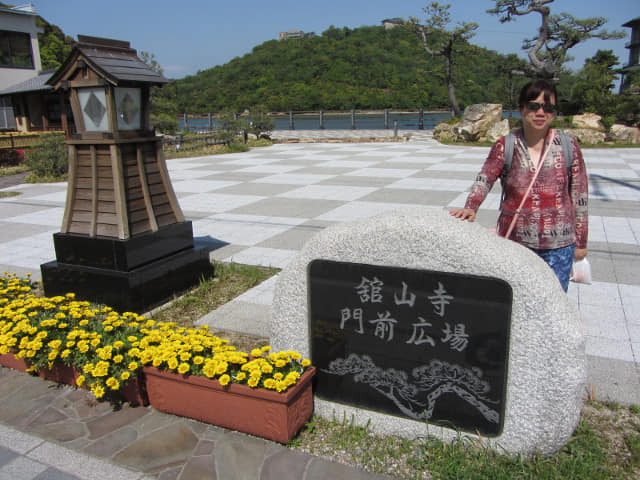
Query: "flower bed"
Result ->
[[0, 272, 314, 431]]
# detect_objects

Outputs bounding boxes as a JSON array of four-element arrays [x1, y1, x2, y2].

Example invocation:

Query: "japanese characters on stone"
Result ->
[[309, 260, 512, 436]]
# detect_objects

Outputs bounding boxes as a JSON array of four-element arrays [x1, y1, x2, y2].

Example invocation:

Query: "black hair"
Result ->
[[518, 79, 557, 108]]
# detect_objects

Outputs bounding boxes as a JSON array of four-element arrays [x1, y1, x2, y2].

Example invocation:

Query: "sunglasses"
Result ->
[[525, 101, 557, 114]]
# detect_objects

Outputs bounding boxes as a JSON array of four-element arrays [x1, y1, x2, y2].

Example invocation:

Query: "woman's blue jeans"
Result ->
[[530, 244, 575, 292]]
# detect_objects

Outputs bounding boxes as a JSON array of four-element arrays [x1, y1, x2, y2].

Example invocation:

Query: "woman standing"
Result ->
[[450, 79, 588, 292]]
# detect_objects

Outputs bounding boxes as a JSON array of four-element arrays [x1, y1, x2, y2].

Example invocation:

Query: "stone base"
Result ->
[[52, 222, 196, 271], [41, 246, 214, 313]]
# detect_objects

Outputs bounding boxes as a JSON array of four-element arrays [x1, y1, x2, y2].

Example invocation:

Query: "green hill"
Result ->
[[165, 25, 529, 113]]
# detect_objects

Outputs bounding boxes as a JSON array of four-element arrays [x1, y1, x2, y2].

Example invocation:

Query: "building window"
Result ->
[[0, 30, 34, 69]]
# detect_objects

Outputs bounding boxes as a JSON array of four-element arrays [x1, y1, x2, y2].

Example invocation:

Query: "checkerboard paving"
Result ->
[[1, 131, 639, 375]]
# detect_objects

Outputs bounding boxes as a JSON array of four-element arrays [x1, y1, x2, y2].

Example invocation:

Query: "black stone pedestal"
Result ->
[[40, 222, 215, 313]]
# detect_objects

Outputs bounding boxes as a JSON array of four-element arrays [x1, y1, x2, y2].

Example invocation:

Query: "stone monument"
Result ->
[[271, 208, 586, 455]]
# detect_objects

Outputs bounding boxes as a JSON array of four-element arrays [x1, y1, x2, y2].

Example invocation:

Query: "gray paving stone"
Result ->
[[113, 422, 198, 473], [83, 426, 139, 459], [260, 449, 311, 480], [179, 454, 217, 480], [305, 457, 392, 480], [213, 433, 269, 480], [33, 467, 82, 480], [0, 446, 18, 467], [86, 405, 150, 440]]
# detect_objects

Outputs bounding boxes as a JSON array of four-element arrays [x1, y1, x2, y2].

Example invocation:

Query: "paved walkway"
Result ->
[[0, 129, 639, 479]]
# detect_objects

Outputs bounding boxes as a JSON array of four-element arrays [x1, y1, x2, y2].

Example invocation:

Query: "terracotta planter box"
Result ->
[[39, 364, 148, 406], [0, 352, 30, 373], [143, 366, 315, 443]]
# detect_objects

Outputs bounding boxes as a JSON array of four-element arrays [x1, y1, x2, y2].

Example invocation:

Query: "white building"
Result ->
[[0, 3, 43, 130], [0, 4, 42, 91]]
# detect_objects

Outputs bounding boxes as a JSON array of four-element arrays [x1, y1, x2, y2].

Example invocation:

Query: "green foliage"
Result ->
[[139, 51, 180, 133], [35, 14, 73, 70], [171, 25, 527, 113], [570, 50, 620, 116], [215, 112, 244, 145], [615, 71, 640, 127], [24, 133, 68, 179], [247, 112, 275, 139], [626, 434, 640, 467], [407, 421, 613, 479]]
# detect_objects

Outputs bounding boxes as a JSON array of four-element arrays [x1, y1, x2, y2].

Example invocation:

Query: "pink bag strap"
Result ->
[[504, 132, 555, 239]]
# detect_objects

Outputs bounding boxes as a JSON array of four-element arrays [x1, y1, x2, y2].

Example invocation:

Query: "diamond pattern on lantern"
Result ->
[[83, 92, 107, 127], [118, 93, 139, 125]]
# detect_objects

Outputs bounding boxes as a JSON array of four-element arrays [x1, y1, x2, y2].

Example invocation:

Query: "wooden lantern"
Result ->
[[41, 36, 214, 313]]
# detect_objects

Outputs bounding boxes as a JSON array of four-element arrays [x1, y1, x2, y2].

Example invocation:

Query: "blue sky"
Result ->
[[30, 0, 638, 79]]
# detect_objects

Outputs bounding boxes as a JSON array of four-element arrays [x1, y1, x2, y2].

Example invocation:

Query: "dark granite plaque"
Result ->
[[308, 260, 512, 436]]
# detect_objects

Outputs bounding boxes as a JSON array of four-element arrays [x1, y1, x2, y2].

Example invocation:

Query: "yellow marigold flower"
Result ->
[[247, 377, 259, 387], [250, 348, 262, 358], [90, 338, 100, 347], [289, 351, 302, 360], [179, 351, 191, 362], [92, 361, 110, 377], [301, 359, 311, 367], [193, 356, 204, 365], [178, 363, 190, 374], [215, 362, 228, 375], [61, 349, 71, 359], [276, 381, 287, 392], [263, 378, 277, 389], [120, 371, 131, 381], [76, 375, 85, 386], [79, 320, 89, 326], [113, 341, 124, 349], [218, 374, 231, 386], [105, 377, 118, 388], [236, 372, 246, 381], [104, 326, 114, 332], [275, 359, 287, 368], [261, 364, 273, 374], [167, 358, 179, 370], [128, 361, 138, 371], [92, 385, 105, 398], [152, 357, 162, 367], [127, 336, 138, 342], [47, 351, 58, 361], [273, 372, 284, 381], [261, 346, 271, 352], [113, 355, 123, 363]]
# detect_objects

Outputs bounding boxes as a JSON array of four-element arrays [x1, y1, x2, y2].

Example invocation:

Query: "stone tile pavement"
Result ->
[[0, 129, 639, 479]]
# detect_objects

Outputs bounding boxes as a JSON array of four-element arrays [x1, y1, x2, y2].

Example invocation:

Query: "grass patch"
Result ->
[[0, 191, 20, 198], [288, 405, 640, 479], [24, 172, 67, 183], [0, 165, 28, 177], [165, 138, 272, 159], [150, 261, 279, 351]]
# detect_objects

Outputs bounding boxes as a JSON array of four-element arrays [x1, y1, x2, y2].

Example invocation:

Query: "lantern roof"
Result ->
[[47, 35, 168, 89]]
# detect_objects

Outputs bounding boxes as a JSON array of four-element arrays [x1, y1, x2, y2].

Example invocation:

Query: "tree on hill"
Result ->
[[407, 2, 478, 117], [36, 15, 73, 70], [487, 0, 624, 81], [170, 24, 520, 114], [570, 50, 619, 116]]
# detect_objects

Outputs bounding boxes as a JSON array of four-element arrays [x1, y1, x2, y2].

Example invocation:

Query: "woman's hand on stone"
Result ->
[[449, 208, 476, 221]]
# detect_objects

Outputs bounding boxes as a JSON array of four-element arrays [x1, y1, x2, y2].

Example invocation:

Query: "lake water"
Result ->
[[180, 111, 521, 132], [180, 112, 453, 132]]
